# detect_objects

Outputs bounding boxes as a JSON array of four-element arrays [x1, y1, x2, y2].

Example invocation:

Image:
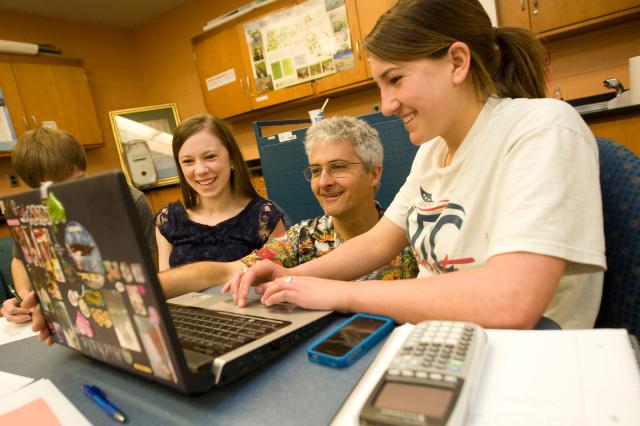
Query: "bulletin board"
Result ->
[[243, 0, 354, 95]]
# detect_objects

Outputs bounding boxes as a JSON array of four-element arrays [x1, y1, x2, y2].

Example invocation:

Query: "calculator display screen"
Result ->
[[374, 382, 453, 419]]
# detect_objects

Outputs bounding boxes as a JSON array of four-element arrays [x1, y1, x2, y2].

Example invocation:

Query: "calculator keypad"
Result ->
[[388, 321, 476, 383]]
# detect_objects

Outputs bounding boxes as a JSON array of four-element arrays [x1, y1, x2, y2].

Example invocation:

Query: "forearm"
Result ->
[[158, 260, 244, 299], [292, 218, 407, 280], [11, 258, 32, 294], [340, 253, 564, 328]]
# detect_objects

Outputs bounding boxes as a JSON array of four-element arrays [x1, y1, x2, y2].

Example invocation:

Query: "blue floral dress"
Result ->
[[156, 198, 283, 268]]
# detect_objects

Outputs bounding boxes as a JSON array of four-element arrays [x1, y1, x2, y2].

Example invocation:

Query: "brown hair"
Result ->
[[11, 127, 87, 188], [172, 114, 258, 209], [364, 0, 548, 99]]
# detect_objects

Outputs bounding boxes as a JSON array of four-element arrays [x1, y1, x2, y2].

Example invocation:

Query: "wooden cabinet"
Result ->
[[313, 0, 369, 95], [192, 0, 395, 118], [0, 62, 28, 139], [496, 0, 532, 29], [193, 26, 253, 119], [0, 55, 102, 147], [291, 0, 396, 95], [144, 184, 181, 214], [496, 0, 640, 38], [354, 0, 397, 78], [194, 0, 315, 119]]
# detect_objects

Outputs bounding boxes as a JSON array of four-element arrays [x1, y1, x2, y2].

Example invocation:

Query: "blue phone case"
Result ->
[[307, 313, 395, 368]]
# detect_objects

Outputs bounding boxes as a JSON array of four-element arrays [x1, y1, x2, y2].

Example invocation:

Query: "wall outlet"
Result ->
[[7, 174, 19, 187]]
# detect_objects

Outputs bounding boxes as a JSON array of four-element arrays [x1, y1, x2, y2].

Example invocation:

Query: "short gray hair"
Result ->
[[303, 116, 383, 170]]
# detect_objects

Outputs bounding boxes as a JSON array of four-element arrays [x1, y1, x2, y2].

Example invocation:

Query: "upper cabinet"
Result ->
[[354, 0, 397, 78], [193, 24, 254, 119], [0, 55, 103, 147], [192, 0, 394, 119], [194, 0, 315, 119], [496, 0, 640, 38]]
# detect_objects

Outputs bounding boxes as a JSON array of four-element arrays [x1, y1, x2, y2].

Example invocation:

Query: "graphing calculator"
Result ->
[[359, 321, 488, 426]]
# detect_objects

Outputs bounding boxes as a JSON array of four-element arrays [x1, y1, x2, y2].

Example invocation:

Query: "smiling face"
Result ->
[[370, 46, 478, 148], [308, 139, 380, 220], [177, 129, 232, 200], [371, 55, 455, 145]]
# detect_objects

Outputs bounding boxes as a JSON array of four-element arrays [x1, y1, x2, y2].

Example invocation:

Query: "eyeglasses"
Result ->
[[303, 161, 362, 182]]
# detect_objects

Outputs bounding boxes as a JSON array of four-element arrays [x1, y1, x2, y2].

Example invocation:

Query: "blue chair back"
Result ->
[[594, 137, 640, 337], [254, 112, 418, 224]]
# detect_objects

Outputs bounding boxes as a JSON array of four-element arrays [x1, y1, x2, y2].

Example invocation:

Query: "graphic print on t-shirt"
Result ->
[[406, 187, 476, 273]]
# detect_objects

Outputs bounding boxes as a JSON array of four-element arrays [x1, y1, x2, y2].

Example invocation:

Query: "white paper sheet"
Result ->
[[468, 329, 640, 426], [0, 378, 91, 425], [0, 372, 34, 399], [333, 327, 640, 426], [0, 317, 37, 345]]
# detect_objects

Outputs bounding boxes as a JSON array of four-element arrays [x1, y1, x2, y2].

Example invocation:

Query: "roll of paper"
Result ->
[[0, 40, 38, 55], [630, 55, 640, 106]]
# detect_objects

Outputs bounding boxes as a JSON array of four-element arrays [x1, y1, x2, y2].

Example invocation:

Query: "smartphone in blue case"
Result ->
[[307, 313, 395, 368]]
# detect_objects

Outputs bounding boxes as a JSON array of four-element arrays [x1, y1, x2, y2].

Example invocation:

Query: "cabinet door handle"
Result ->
[[519, 0, 525, 11], [532, 0, 540, 16], [245, 77, 254, 97], [355, 41, 362, 61], [31, 116, 38, 127], [240, 77, 247, 95], [22, 116, 29, 130]]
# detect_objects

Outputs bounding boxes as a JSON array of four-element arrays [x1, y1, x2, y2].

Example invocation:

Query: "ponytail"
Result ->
[[493, 27, 548, 99]]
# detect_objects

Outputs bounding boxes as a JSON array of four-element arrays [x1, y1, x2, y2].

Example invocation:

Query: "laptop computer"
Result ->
[[0, 170, 333, 394]]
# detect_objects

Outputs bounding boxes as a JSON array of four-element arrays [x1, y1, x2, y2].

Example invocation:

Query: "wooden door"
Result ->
[[495, 0, 532, 28], [313, 0, 370, 94], [355, 0, 396, 39], [49, 65, 102, 146], [193, 26, 252, 119], [354, 0, 397, 78], [236, 0, 315, 110], [531, 0, 640, 34], [11, 62, 103, 146], [0, 62, 28, 138]]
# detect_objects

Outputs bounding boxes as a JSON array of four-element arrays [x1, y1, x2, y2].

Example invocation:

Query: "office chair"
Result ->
[[594, 137, 640, 338]]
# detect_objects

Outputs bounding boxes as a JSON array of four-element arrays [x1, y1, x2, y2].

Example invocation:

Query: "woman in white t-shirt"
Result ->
[[224, 0, 605, 329]]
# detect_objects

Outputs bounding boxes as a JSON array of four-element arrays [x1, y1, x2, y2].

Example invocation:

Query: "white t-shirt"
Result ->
[[385, 97, 606, 329]]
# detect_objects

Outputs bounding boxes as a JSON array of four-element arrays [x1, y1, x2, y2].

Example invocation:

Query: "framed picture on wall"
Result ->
[[109, 104, 180, 189]]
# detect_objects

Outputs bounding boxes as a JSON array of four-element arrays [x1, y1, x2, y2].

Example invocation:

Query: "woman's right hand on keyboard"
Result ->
[[222, 260, 289, 308]]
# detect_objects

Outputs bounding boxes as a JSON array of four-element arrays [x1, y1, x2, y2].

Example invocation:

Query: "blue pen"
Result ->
[[82, 384, 127, 423]]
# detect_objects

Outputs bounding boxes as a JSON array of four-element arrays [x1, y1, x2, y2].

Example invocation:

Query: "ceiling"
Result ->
[[0, 0, 190, 27]]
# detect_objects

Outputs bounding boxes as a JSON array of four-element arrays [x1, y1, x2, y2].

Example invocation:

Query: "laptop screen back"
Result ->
[[0, 171, 191, 390]]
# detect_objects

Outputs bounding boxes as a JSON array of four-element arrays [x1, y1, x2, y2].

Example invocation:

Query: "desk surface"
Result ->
[[0, 316, 380, 426]]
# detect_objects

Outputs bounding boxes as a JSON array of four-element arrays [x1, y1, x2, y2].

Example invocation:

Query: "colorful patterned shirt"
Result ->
[[241, 204, 418, 281]]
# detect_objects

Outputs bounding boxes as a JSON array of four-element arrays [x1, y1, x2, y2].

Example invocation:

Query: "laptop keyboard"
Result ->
[[168, 304, 290, 357]]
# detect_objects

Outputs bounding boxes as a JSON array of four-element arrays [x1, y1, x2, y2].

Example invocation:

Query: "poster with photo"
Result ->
[[243, 0, 352, 93]]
